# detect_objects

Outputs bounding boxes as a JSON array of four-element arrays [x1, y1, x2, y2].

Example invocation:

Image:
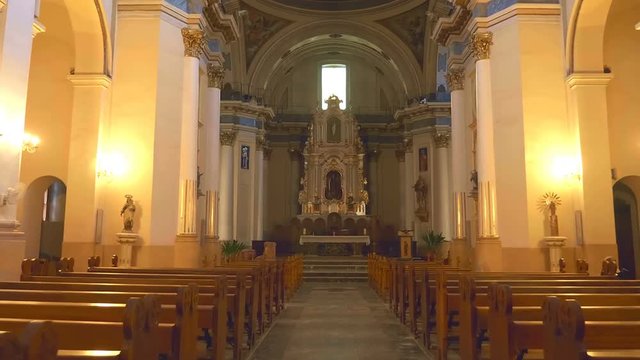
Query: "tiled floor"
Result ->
[[248, 282, 428, 360]]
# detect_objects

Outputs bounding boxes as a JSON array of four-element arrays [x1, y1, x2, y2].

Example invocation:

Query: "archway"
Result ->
[[22, 176, 66, 260], [613, 177, 640, 279]]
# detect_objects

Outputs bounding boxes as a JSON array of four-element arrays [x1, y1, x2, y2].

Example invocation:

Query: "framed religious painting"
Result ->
[[419, 147, 428, 172], [241, 145, 250, 170]]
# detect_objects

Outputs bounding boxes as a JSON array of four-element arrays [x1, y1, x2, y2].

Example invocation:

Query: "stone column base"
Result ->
[[202, 236, 221, 268], [474, 237, 502, 271], [450, 238, 470, 269], [0, 228, 25, 281], [544, 236, 566, 272], [116, 232, 139, 268], [175, 234, 200, 268]]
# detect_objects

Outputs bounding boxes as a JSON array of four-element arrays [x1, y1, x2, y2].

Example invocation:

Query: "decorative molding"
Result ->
[[256, 135, 266, 151], [263, 147, 272, 161], [403, 137, 413, 153], [566, 73, 613, 89], [181, 27, 205, 58], [432, 5, 471, 46], [395, 149, 406, 162], [471, 31, 493, 61], [433, 132, 451, 148], [0, 0, 6, 12], [203, 0, 240, 43], [220, 130, 237, 146], [221, 100, 275, 123], [32, 18, 46, 38], [207, 63, 224, 88], [67, 74, 112, 88], [394, 102, 451, 124], [445, 68, 465, 91]]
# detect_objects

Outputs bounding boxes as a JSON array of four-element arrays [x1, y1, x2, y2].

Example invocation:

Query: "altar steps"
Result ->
[[303, 256, 368, 282]]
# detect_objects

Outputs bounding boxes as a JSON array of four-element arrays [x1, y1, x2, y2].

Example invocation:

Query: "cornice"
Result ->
[[467, 3, 561, 34], [203, 0, 240, 43], [221, 100, 275, 121], [0, 0, 6, 12], [67, 74, 112, 88], [566, 73, 613, 89], [393, 102, 451, 124], [432, 5, 471, 46]]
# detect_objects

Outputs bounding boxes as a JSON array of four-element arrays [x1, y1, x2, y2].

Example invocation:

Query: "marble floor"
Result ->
[[248, 282, 429, 360]]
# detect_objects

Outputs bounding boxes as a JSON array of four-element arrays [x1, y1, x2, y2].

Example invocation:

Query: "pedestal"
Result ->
[[116, 232, 139, 268], [475, 237, 502, 271], [544, 236, 566, 273], [398, 230, 413, 259], [264, 241, 276, 260], [175, 234, 199, 268], [451, 238, 469, 269]]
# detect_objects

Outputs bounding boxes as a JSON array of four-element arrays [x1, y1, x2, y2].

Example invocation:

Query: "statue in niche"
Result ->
[[413, 176, 428, 211], [120, 194, 136, 232], [325, 170, 343, 200], [327, 117, 341, 143]]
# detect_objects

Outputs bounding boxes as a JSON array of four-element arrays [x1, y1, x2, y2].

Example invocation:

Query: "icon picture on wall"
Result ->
[[241, 145, 250, 170], [419, 147, 428, 172]]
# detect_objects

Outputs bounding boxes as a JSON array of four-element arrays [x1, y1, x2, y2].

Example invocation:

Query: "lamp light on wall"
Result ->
[[635, 21, 640, 31], [96, 152, 128, 180], [22, 132, 40, 153], [550, 156, 581, 182]]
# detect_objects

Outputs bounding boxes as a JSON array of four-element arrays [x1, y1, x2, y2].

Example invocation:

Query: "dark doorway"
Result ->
[[39, 180, 66, 260], [613, 181, 639, 279]]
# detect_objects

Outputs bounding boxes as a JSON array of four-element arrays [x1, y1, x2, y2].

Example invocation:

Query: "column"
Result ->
[[446, 68, 469, 268], [403, 136, 414, 230], [567, 73, 617, 269], [396, 149, 406, 229], [472, 31, 502, 271], [0, 0, 37, 280], [289, 147, 301, 218], [263, 146, 271, 237], [255, 134, 265, 240], [62, 75, 111, 263], [175, 27, 204, 267], [368, 146, 379, 215], [433, 131, 451, 252], [219, 129, 236, 241], [202, 63, 224, 266]]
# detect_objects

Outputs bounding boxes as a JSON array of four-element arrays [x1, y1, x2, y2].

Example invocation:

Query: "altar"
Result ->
[[299, 235, 370, 256]]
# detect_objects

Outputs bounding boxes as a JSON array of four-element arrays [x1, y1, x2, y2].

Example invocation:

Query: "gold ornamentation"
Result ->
[[403, 137, 413, 153], [207, 63, 224, 88], [445, 68, 465, 91], [181, 28, 205, 58], [471, 32, 493, 61], [263, 147, 272, 161], [433, 132, 450, 148], [220, 130, 237, 146], [538, 192, 562, 236], [256, 135, 266, 151], [395, 149, 406, 162]]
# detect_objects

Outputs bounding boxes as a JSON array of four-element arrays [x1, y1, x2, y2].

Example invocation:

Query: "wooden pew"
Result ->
[[543, 297, 640, 360], [488, 285, 640, 360], [0, 294, 172, 359], [16, 274, 237, 360]]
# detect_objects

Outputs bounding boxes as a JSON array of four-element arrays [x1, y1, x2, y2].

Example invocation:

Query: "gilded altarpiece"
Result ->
[[298, 96, 368, 216]]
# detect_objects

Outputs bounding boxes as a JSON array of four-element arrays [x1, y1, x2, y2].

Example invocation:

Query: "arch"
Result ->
[[61, 0, 110, 74], [248, 20, 425, 99], [22, 176, 66, 260], [566, 0, 614, 73], [613, 176, 640, 279]]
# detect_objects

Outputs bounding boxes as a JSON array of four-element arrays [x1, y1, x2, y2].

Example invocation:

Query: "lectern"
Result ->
[[398, 230, 413, 259]]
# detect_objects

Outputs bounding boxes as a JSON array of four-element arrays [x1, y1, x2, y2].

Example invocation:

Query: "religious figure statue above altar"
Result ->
[[298, 95, 368, 215]]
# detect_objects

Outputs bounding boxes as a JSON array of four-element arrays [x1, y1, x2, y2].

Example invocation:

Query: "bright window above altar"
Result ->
[[321, 64, 347, 110]]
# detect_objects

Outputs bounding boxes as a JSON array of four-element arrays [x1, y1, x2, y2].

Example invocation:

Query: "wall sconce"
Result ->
[[97, 152, 128, 180], [22, 132, 40, 153], [550, 156, 581, 182], [635, 21, 639, 30]]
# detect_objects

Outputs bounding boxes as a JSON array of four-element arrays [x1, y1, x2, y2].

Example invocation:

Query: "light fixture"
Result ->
[[636, 21, 640, 30], [22, 132, 40, 153], [96, 152, 128, 180]]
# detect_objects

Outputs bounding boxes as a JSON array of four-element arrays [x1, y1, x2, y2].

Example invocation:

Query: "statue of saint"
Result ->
[[325, 171, 343, 200], [413, 176, 427, 210], [120, 194, 136, 232]]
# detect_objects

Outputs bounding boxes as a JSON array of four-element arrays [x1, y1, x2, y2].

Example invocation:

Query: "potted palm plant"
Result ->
[[421, 230, 446, 262], [221, 240, 249, 263]]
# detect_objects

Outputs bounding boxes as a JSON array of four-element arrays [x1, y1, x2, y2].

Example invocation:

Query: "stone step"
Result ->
[[303, 264, 368, 270], [304, 270, 368, 276], [303, 276, 368, 282]]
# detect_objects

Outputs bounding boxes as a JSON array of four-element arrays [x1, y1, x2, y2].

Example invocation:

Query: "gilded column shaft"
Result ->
[[219, 130, 236, 240], [448, 68, 467, 240], [178, 179, 198, 234]]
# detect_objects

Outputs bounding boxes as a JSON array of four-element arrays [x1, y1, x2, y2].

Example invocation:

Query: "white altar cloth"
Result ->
[[299, 235, 370, 245]]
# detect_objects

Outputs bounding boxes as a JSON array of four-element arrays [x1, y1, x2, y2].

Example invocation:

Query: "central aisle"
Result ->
[[248, 282, 428, 360]]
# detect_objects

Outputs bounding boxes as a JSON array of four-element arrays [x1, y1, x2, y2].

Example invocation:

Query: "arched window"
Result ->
[[321, 64, 347, 110]]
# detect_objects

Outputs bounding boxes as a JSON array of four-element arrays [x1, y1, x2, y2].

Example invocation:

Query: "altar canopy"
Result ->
[[298, 96, 368, 215]]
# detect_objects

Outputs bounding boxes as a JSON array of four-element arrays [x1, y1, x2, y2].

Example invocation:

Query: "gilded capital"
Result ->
[[220, 130, 237, 146], [433, 132, 450, 148], [207, 63, 224, 88], [256, 135, 266, 151], [403, 137, 413, 153], [263, 147, 272, 161], [181, 28, 205, 58], [471, 32, 493, 61], [445, 68, 465, 91]]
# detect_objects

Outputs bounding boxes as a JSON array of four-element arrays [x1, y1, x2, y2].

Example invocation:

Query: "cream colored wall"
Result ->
[[21, 0, 74, 188], [265, 145, 292, 232], [100, 11, 186, 266], [605, 0, 640, 181], [374, 147, 401, 229], [233, 127, 257, 243]]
